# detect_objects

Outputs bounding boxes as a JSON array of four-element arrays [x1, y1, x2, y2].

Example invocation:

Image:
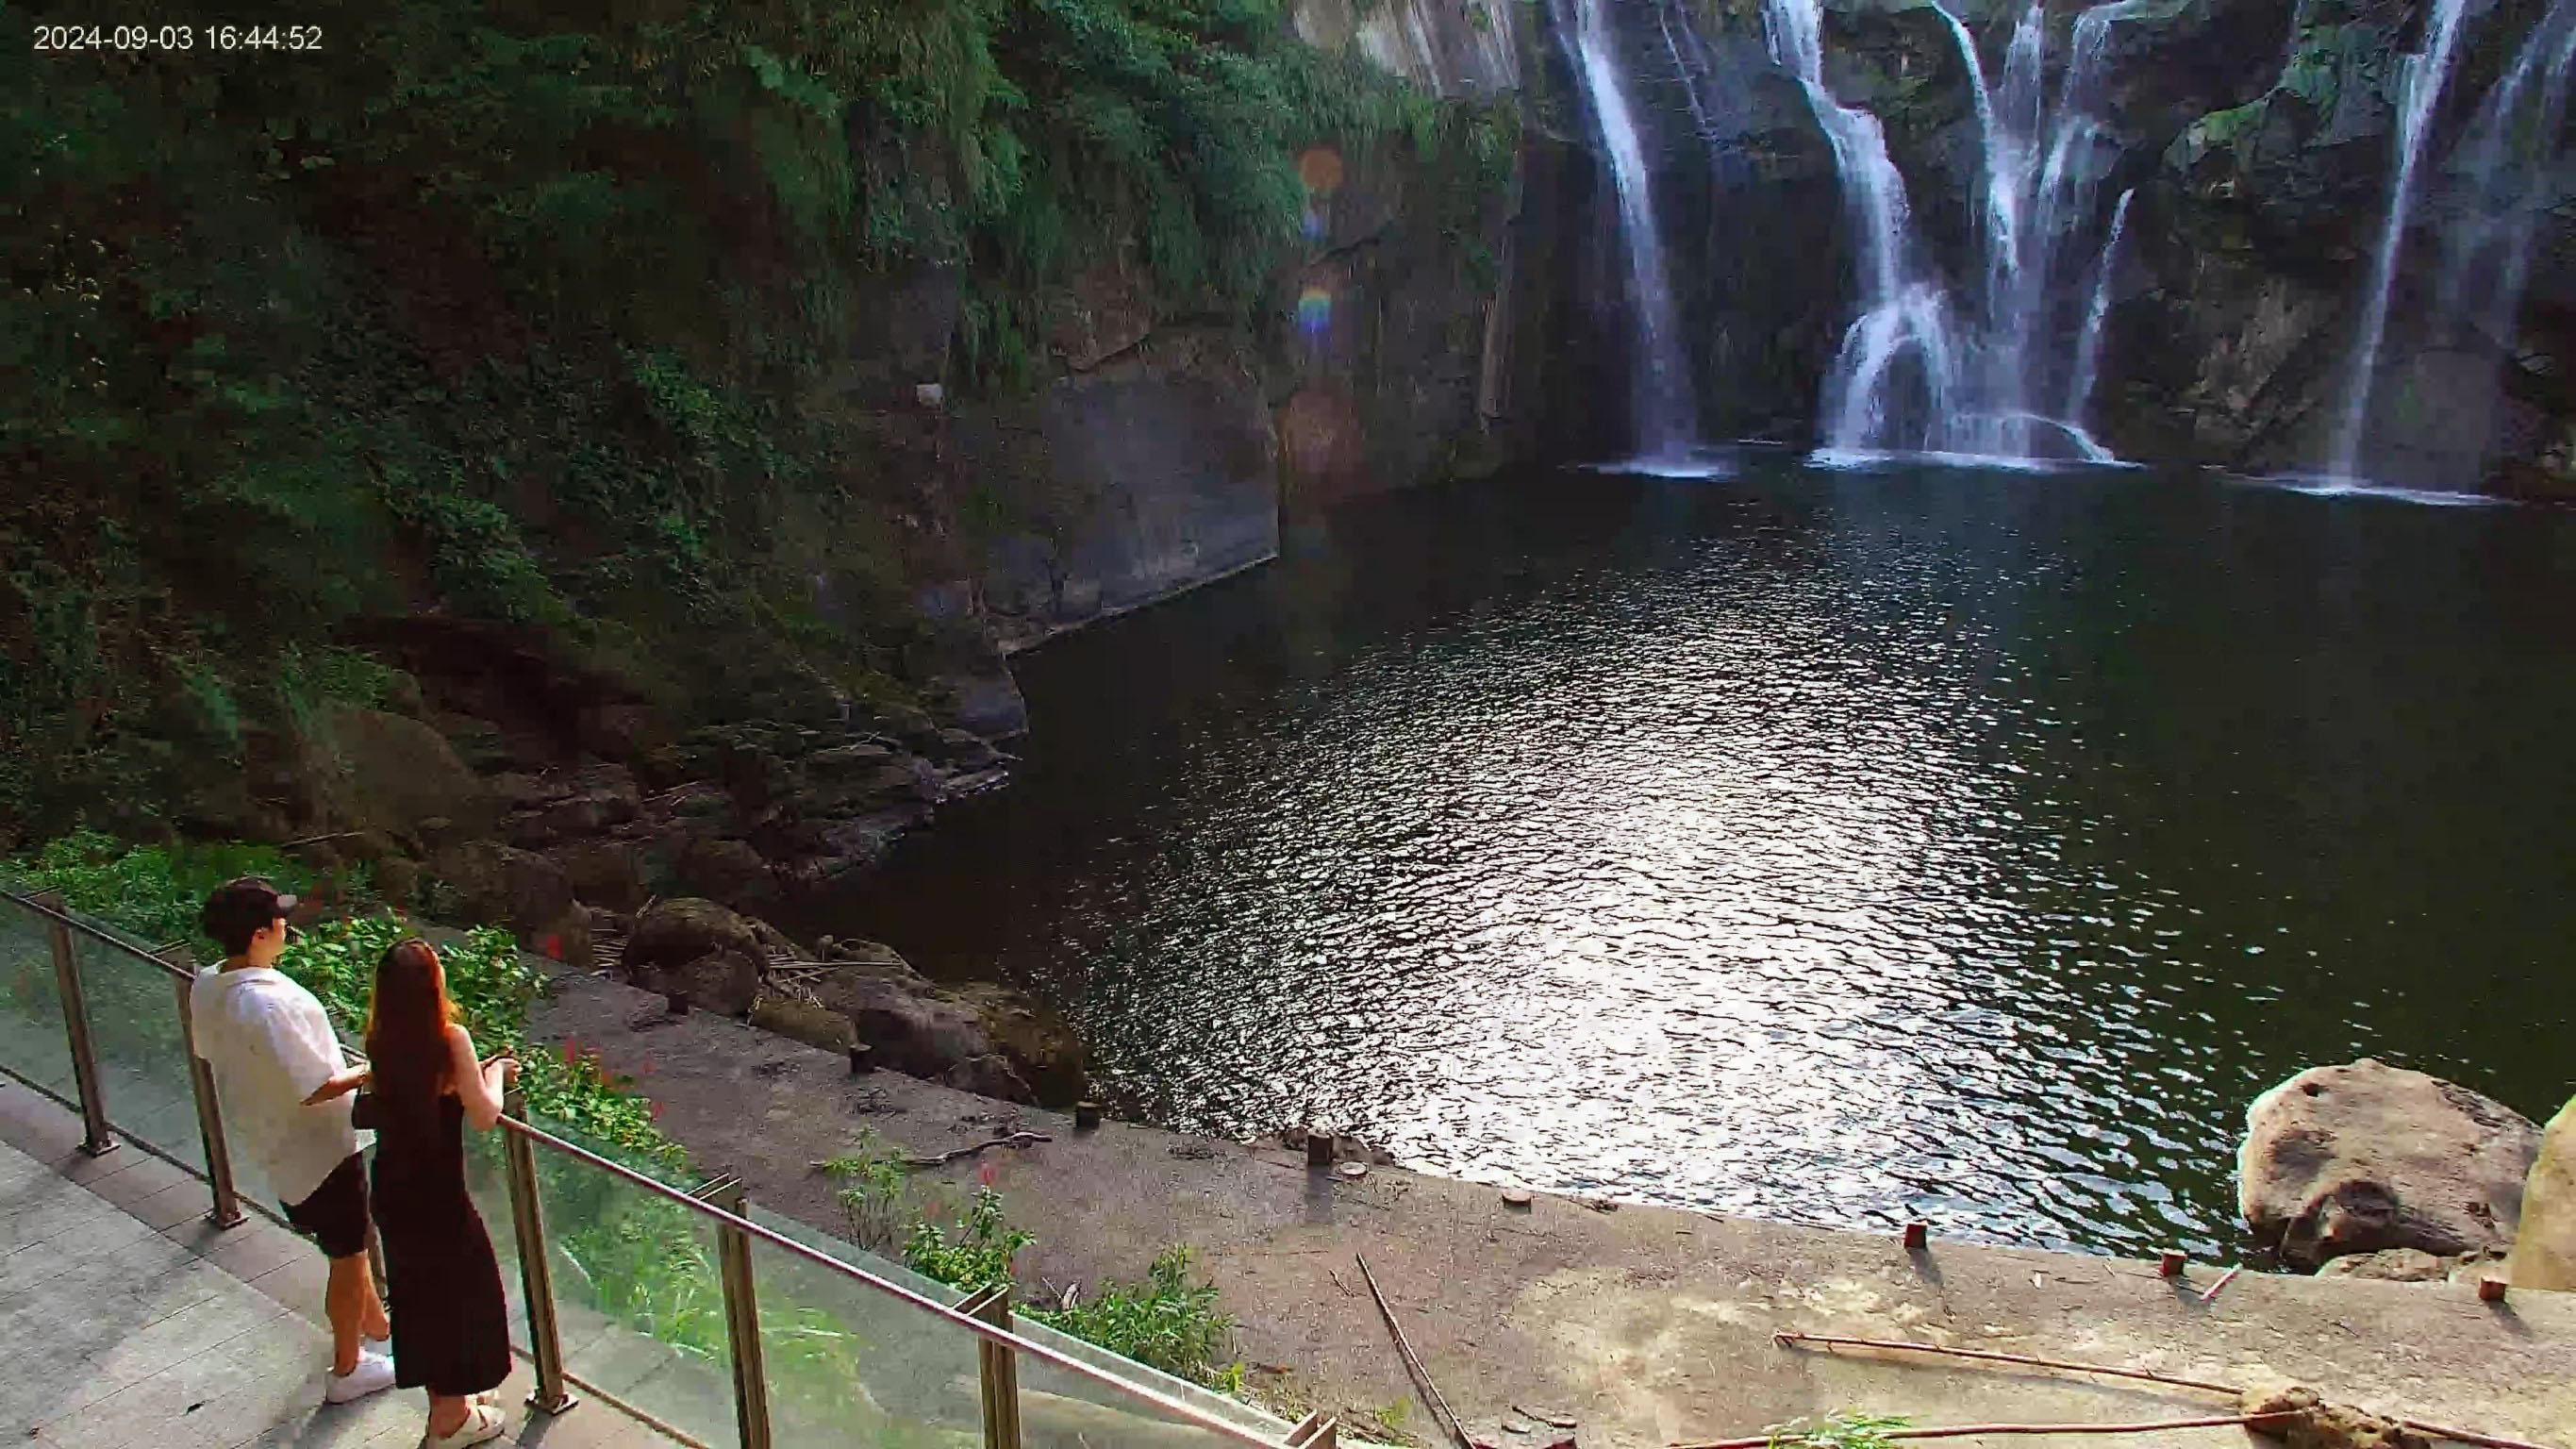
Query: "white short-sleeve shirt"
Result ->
[[189, 965, 363, 1207]]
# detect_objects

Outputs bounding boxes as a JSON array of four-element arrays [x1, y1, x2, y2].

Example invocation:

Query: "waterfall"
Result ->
[[2327, 0, 2476, 481], [1771, 0, 2140, 462], [2067, 188, 2136, 428], [1554, 0, 1701, 463], [1936, 0, 2140, 459], [1763, 0, 1963, 456], [2436, 0, 2576, 356]]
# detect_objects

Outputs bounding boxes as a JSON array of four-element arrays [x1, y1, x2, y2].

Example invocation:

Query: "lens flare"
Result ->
[[1297, 286, 1333, 338]]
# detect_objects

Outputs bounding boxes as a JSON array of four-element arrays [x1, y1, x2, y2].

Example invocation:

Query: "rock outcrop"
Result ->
[[2508, 1095, 2576, 1291], [2240, 1059, 2542, 1270], [802, 938, 1089, 1108]]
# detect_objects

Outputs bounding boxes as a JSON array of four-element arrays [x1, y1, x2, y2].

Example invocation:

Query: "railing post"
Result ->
[[36, 892, 113, 1158], [501, 1091, 577, 1415], [958, 1283, 1024, 1449], [694, 1174, 772, 1449], [1288, 1411, 1339, 1447], [160, 946, 242, 1228]]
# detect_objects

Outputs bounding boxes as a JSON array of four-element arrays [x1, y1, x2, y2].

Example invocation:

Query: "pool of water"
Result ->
[[828, 459, 2576, 1257]]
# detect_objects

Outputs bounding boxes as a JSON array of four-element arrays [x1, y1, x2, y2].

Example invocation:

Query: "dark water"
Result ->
[[832, 460, 2576, 1257]]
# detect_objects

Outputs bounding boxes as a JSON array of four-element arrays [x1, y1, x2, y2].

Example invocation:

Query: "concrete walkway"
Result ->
[[0, 1075, 680, 1449]]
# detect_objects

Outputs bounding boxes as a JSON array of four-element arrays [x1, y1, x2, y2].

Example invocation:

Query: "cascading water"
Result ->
[[2066, 188, 2136, 426], [1768, 0, 2143, 462], [2327, 0, 2476, 481], [1935, 0, 2141, 459], [2436, 0, 2576, 357], [1761, 0, 1962, 457], [1554, 0, 1701, 464]]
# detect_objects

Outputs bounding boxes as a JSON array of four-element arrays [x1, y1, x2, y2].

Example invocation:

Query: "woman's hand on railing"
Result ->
[[304, 1065, 369, 1106]]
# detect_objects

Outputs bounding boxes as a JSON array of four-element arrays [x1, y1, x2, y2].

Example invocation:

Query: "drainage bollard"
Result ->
[[1073, 1100, 1101, 1131], [1902, 1221, 1929, 1251], [2158, 1250, 2187, 1278], [1306, 1129, 1335, 1169]]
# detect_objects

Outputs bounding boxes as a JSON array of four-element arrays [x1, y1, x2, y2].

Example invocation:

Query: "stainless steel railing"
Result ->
[[0, 884, 1342, 1449]]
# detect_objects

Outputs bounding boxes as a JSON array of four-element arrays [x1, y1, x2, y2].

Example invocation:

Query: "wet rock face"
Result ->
[[2240, 1059, 2542, 1270]]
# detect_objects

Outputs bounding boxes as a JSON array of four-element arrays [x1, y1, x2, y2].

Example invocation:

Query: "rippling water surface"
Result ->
[[831, 461, 2576, 1257]]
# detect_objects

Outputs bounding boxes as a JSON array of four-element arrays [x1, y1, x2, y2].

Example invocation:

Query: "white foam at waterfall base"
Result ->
[[2327, 0, 2474, 483]]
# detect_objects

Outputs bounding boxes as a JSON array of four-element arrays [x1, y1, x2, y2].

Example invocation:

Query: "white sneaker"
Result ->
[[422, 1402, 507, 1449], [324, 1349, 396, 1403]]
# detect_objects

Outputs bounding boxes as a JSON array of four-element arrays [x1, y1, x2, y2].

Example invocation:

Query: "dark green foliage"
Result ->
[[1, 0, 1506, 832], [1040, 1245, 1240, 1386], [903, 1185, 1034, 1292]]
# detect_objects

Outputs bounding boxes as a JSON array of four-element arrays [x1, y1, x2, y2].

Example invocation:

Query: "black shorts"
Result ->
[[282, 1152, 372, 1259]]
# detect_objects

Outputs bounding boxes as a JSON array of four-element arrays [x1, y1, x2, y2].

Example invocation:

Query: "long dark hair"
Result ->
[[364, 939, 457, 1121]]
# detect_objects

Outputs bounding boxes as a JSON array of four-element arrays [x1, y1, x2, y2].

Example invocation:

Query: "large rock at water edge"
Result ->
[[626, 897, 780, 971], [2509, 1096, 2576, 1291], [802, 942, 1085, 1107], [2240, 1060, 2541, 1270]]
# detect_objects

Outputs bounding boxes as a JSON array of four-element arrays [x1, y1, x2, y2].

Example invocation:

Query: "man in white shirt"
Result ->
[[192, 877, 395, 1402]]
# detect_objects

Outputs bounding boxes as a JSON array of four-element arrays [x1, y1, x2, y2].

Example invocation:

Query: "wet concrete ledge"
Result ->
[[527, 969, 2576, 1449]]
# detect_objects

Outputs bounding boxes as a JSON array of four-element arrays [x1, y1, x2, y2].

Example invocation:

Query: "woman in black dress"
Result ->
[[312, 939, 518, 1448]]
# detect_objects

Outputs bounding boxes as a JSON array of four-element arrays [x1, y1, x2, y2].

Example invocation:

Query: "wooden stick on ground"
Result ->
[[902, 1131, 1052, 1168], [1770, 1331, 2563, 1449], [1674, 1412, 2295, 1449], [1356, 1254, 1471, 1449], [1773, 1334, 2238, 1395]]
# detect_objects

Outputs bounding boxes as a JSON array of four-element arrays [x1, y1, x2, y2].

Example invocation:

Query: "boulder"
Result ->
[[749, 991, 856, 1054], [323, 706, 497, 840], [2509, 1095, 2576, 1291], [942, 1054, 1036, 1102], [643, 948, 761, 1017], [549, 838, 648, 913], [955, 984, 1089, 1107], [626, 898, 769, 978], [812, 968, 1009, 1092], [2240, 1060, 2542, 1270], [428, 841, 574, 939], [2315, 1245, 2511, 1285], [677, 836, 779, 911]]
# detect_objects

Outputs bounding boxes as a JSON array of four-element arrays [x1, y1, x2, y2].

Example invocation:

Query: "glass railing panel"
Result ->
[[0, 895, 76, 1101], [523, 1121, 740, 1449], [743, 1216, 983, 1448], [67, 930, 205, 1170], [1016, 1346, 1280, 1449]]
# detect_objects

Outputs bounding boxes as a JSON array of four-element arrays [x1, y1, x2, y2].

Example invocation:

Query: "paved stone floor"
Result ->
[[0, 1074, 686, 1449]]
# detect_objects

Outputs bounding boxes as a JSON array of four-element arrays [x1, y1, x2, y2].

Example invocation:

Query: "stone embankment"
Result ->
[[527, 969, 2576, 1449]]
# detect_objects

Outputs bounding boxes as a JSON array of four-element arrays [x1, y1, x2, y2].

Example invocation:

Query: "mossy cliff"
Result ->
[[0, 0, 1520, 854]]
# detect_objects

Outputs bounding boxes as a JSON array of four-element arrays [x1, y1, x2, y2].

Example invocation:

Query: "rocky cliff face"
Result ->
[[1518, 0, 2576, 494], [949, 0, 1523, 652]]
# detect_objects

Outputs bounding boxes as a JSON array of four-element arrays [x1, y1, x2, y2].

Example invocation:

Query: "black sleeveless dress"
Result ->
[[369, 1091, 512, 1396]]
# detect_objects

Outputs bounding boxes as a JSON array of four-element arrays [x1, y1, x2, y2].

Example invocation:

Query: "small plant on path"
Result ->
[[1766, 1412, 1914, 1449]]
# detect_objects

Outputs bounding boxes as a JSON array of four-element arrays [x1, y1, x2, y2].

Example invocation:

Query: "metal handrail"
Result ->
[[0, 882, 1332, 1449], [504, 1111, 1285, 1446]]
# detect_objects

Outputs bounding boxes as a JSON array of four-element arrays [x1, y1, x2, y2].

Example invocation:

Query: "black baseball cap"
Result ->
[[201, 877, 301, 958]]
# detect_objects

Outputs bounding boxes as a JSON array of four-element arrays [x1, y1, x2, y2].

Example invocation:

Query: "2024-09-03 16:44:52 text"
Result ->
[[31, 24, 324, 51]]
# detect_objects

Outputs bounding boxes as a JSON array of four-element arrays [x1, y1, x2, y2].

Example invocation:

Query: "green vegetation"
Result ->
[[826, 1157, 1244, 1389], [1764, 1413, 1915, 1449], [822, 1131, 912, 1253], [1, 0, 1514, 845], [9, 828, 1245, 1403], [904, 1184, 1038, 1292]]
